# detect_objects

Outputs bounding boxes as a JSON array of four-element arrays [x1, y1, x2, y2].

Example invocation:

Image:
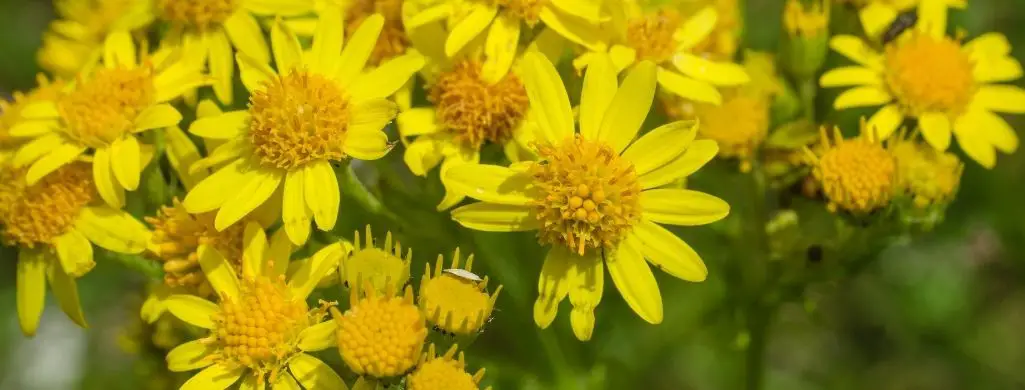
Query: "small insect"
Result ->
[[806, 245, 823, 264], [882, 10, 918, 44], [443, 268, 484, 283], [431, 325, 455, 337]]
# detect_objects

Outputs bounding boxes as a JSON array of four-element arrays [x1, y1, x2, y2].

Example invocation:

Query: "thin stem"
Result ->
[[336, 163, 405, 228], [799, 77, 817, 122], [744, 308, 772, 390]]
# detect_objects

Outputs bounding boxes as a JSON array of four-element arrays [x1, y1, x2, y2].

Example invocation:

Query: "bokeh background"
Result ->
[[2, 0, 1024, 389]]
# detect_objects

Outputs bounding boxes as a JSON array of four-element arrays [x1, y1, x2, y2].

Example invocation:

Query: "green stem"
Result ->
[[798, 78, 817, 122], [740, 162, 774, 390], [744, 308, 772, 390], [336, 163, 405, 228], [107, 252, 163, 280]]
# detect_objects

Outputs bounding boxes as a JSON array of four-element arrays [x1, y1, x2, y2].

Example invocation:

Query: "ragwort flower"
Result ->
[[804, 121, 897, 214], [339, 225, 412, 294], [332, 283, 427, 380], [444, 52, 728, 340], [37, 0, 151, 78], [419, 248, 502, 336], [407, 344, 490, 390]]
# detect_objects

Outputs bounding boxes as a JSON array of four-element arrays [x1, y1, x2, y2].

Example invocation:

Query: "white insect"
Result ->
[[443, 268, 483, 283]]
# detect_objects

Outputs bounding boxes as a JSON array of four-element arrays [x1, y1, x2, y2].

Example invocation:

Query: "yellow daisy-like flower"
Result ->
[[289, 0, 410, 66], [163, 233, 347, 389], [398, 56, 534, 210], [819, 0, 1024, 168], [332, 283, 427, 379], [444, 52, 728, 340], [804, 121, 897, 214], [10, 32, 206, 209], [0, 161, 151, 336], [181, 9, 424, 246], [150, 0, 316, 105], [0, 75, 65, 149], [661, 0, 742, 60], [574, 2, 749, 105], [854, 0, 966, 38], [340, 225, 412, 294], [419, 248, 502, 336], [890, 132, 963, 208], [37, 0, 152, 78], [407, 0, 604, 82], [407, 344, 490, 390]]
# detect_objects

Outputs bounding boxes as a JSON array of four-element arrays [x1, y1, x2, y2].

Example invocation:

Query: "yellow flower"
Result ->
[[289, 0, 410, 66], [0, 75, 64, 149], [398, 57, 533, 210], [37, 0, 152, 78], [820, 0, 1023, 168], [804, 121, 897, 213], [332, 283, 427, 379], [0, 161, 151, 336], [890, 132, 963, 208], [151, 0, 315, 105], [419, 248, 502, 336], [340, 225, 412, 294], [163, 233, 347, 389], [574, 3, 749, 105], [9, 32, 205, 209], [407, 344, 490, 390], [660, 0, 742, 61], [181, 10, 424, 246], [444, 52, 728, 340], [854, 0, 966, 38], [406, 0, 604, 82]]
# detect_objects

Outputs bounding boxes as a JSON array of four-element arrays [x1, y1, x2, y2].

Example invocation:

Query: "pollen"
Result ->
[[530, 136, 642, 255], [212, 275, 309, 375], [419, 249, 502, 336], [694, 94, 769, 172], [333, 284, 427, 379], [1, 76, 63, 146], [809, 125, 896, 214], [58, 66, 155, 148], [884, 32, 976, 116], [157, 0, 237, 31], [626, 9, 683, 64], [248, 70, 351, 170], [145, 199, 246, 297], [346, 0, 407, 65], [341, 225, 412, 294], [429, 60, 529, 149], [891, 137, 963, 208], [407, 344, 488, 390], [0, 163, 94, 248], [492, 0, 545, 25]]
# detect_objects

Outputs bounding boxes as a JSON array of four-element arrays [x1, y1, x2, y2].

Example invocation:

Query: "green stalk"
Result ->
[[336, 163, 404, 227]]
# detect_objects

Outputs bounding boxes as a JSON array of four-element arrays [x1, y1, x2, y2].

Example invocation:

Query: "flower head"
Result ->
[[820, 0, 1023, 168], [805, 121, 897, 214], [164, 234, 347, 388], [407, 344, 490, 390], [37, 0, 151, 78], [0, 75, 64, 148], [341, 225, 412, 294], [182, 10, 423, 246], [445, 52, 729, 340], [0, 161, 150, 336], [419, 248, 502, 336], [333, 283, 427, 379], [891, 132, 963, 208]]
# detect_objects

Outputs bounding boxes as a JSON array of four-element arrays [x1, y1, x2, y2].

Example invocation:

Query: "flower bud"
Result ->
[[781, 0, 831, 79]]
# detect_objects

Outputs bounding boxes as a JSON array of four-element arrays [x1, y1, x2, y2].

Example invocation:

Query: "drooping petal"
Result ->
[[164, 294, 218, 329], [110, 136, 141, 191], [481, 13, 521, 83], [288, 243, 345, 300], [167, 339, 216, 372], [54, 229, 94, 277], [17, 249, 47, 337], [297, 321, 338, 352], [288, 354, 349, 390], [632, 221, 707, 282], [567, 251, 602, 341], [267, 228, 294, 277], [640, 189, 730, 226], [919, 112, 952, 151], [534, 247, 573, 329], [403, 137, 444, 176], [165, 126, 208, 189], [282, 169, 312, 246], [597, 61, 657, 153], [954, 114, 997, 168], [451, 203, 540, 232], [180, 363, 245, 390], [867, 104, 905, 139], [960, 109, 1018, 153], [639, 139, 719, 189], [197, 244, 241, 301], [521, 51, 574, 144], [608, 235, 663, 324], [579, 52, 617, 140], [75, 206, 151, 254], [92, 147, 125, 208], [443, 164, 534, 205], [303, 161, 340, 230], [344, 131, 393, 161], [622, 120, 698, 176], [436, 146, 480, 210], [214, 169, 283, 231], [48, 262, 88, 328]]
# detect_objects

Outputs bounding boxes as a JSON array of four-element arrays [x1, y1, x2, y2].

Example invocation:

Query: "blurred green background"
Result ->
[[2, 1, 1025, 389]]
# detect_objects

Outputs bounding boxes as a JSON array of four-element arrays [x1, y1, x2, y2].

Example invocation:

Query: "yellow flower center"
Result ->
[[407, 358, 479, 390], [213, 276, 308, 372], [626, 9, 683, 64], [145, 199, 246, 296], [58, 66, 155, 148], [335, 287, 426, 378], [346, 0, 408, 66], [815, 133, 896, 213], [530, 136, 642, 255], [884, 33, 976, 116], [420, 273, 494, 335], [249, 70, 351, 170], [694, 94, 769, 170], [492, 0, 545, 25], [429, 60, 529, 149], [0, 163, 94, 248], [891, 141, 962, 207], [157, 0, 238, 31]]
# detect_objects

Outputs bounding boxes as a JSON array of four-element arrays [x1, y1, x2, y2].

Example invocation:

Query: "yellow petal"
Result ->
[[436, 147, 479, 210], [405, 4, 452, 29], [214, 169, 283, 231], [224, 11, 269, 63], [344, 131, 393, 161], [140, 285, 170, 323], [596, 61, 657, 153], [566, 251, 602, 341], [303, 161, 340, 230], [829, 35, 883, 70], [271, 18, 303, 73], [538, 6, 603, 50], [534, 247, 573, 329], [190, 139, 245, 175], [640, 189, 730, 225], [672, 53, 750, 86], [451, 202, 539, 231], [208, 30, 235, 105], [17, 249, 47, 337], [396, 108, 440, 139], [549, 0, 603, 22], [297, 321, 338, 352], [288, 354, 349, 390], [445, 4, 497, 57], [180, 363, 245, 390], [75, 206, 151, 254], [283, 169, 312, 246], [164, 294, 218, 329], [482, 13, 521, 84], [133, 104, 182, 132], [973, 56, 1023, 83], [153, 63, 209, 103], [867, 104, 905, 140], [443, 164, 533, 205], [184, 159, 250, 213], [632, 222, 707, 282], [167, 339, 216, 372], [335, 14, 384, 86], [521, 51, 574, 144], [54, 229, 94, 277], [237, 52, 276, 93], [348, 99, 399, 135], [310, 4, 343, 75], [959, 109, 1018, 153], [7, 120, 57, 138], [674, 6, 717, 50], [191, 111, 249, 141], [197, 244, 241, 301], [859, 3, 896, 38], [92, 147, 125, 208], [110, 136, 141, 191], [165, 126, 208, 189], [103, 31, 136, 68], [973, 85, 1025, 114], [917, 0, 947, 38], [953, 115, 997, 168], [19, 101, 60, 119], [14, 133, 64, 167], [26, 143, 86, 185], [919, 112, 952, 151], [288, 242, 344, 300], [244, 0, 314, 16], [819, 66, 882, 87], [48, 261, 88, 328], [833, 86, 892, 109], [608, 235, 663, 324], [579, 52, 617, 140], [656, 68, 721, 105], [964, 33, 1011, 60], [639, 139, 718, 189], [272, 374, 301, 390], [353, 51, 424, 98], [242, 221, 268, 278], [622, 120, 697, 176]]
